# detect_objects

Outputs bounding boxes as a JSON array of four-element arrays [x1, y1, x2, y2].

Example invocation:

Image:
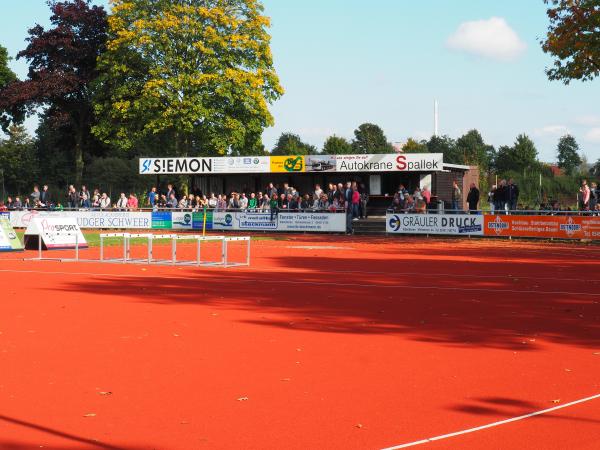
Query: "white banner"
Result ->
[[139, 153, 444, 174], [387, 213, 484, 235], [335, 153, 443, 172], [171, 211, 194, 229], [213, 211, 346, 232], [10, 210, 152, 229], [24, 217, 88, 249]]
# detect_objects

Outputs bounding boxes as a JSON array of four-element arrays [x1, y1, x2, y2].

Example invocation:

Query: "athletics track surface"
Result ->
[[0, 235, 599, 449]]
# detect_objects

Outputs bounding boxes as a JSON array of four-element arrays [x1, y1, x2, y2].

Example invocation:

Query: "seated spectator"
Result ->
[[6, 196, 14, 210], [288, 195, 300, 210], [127, 193, 138, 210], [99, 193, 111, 210], [279, 193, 288, 210], [415, 199, 427, 214], [178, 196, 188, 209], [167, 193, 178, 209], [13, 196, 22, 210], [157, 194, 167, 209], [302, 194, 311, 210], [404, 195, 415, 212], [91, 194, 100, 209], [116, 193, 128, 210], [260, 193, 270, 210], [23, 198, 31, 209], [55, 202, 64, 211], [0, 202, 6, 212], [228, 193, 240, 209]]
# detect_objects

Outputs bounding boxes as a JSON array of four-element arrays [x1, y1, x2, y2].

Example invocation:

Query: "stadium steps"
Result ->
[[352, 217, 387, 236]]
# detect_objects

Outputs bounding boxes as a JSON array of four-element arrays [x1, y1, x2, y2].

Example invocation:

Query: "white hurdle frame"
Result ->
[[97, 233, 250, 267]]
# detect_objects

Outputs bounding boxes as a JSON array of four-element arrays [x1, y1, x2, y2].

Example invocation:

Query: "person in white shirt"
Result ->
[[314, 184, 323, 200], [239, 193, 249, 209], [100, 193, 111, 210], [208, 193, 217, 208], [116, 193, 128, 210]]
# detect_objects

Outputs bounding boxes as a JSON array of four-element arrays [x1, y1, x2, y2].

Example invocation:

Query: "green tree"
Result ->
[[495, 134, 539, 174], [272, 132, 316, 155], [0, 125, 39, 196], [0, 0, 108, 184], [93, 0, 283, 157], [542, 0, 600, 83], [556, 134, 582, 175], [591, 158, 600, 177], [402, 138, 428, 153], [456, 129, 493, 169], [351, 123, 393, 154], [322, 135, 352, 154], [426, 135, 461, 164], [0, 44, 18, 134]]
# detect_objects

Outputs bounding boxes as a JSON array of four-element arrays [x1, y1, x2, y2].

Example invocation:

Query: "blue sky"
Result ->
[[2, 0, 600, 162]]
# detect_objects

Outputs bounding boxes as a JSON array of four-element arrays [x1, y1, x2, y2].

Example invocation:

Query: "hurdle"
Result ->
[[26, 231, 86, 262], [97, 233, 250, 267]]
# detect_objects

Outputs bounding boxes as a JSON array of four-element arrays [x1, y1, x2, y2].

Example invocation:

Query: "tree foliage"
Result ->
[[495, 134, 539, 174], [0, 125, 39, 196], [351, 123, 393, 154], [556, 134, 582, 175], [271, 132, 316, 155], [0, 0, 108, 184], [322, 135, 352, 154], [0, 44, 18, 131], [426, 135, 461, 164], [542, 0, 600, 83], [402, 138, 428, 153], [456, 129, 494, 169], [93, 0, 283, 157]]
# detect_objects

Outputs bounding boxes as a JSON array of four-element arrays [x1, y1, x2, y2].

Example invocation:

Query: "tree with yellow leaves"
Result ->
[[93, 0, 283, 156]]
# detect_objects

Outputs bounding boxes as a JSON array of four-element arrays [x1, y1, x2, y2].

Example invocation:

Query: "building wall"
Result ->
[[461, 166, 480, 210]]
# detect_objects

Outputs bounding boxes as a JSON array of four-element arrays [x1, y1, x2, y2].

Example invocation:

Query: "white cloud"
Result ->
[[574, 115, 600, 127], [446, 17, 527, 62], [534, 125, 569, 137], [584, 128, 600, 143]]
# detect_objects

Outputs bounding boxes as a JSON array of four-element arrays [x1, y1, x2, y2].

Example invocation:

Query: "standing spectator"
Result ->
[[239, 192, 249, 209], [467, 183, 480, 214], [314, 184, 323, 200], [421, 186, 431, 205], [488, 186, 496, 214], [451, 180, 462, 213], [267, 182, 278, 198], [99, 193, 111, 210], [166, 184, 176, 202], [351, 184, 360, 220], [31, 185, 41, 206], [79, 185, 90, 208], [507, 179, 519, 212], [269, 194, 279, 220], [40, 185, 51, 205], [67, 185, 78, 209], [495, 180, 507, 213], [579, 179, 591, 211], [216, 194, 227, 211], [327, 183, 335, 204], [248, 193, 257, 209], [147, 187, 157, 207], [127, 193, 138, 210], [360, 183, 369, 218], [590, 182, 598, 213], [116, 193, 128, 210], [208, 193, 217, 208]]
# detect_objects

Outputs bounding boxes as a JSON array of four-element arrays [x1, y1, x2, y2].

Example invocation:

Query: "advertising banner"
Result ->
[[387, 213, 484, 235], [151, 211, 172, 229], [192, 211, 213, 230], [24, 217, 88, 249], [213, 211, 346, 232], [270, 155, 305, 173], [0, 216, 23, 251], [139, 153, 444, 175], [171, 211, 194, 230], [9, 210, 152, 229], [336, 154, 443, 173], [484, 215, 600, 240], [212, 156, 270, 173]]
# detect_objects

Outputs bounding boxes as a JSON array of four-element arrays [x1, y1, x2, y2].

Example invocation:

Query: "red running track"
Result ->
[[0, 235, 599, 450]]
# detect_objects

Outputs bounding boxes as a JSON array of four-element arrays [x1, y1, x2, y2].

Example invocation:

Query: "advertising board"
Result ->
[[0, 216, 23, 251], [9, 210, 152, 229], [484, 215, 600, 240], [213, 211, 346, 232], [24, 217, 88, 249], [386, 213, 484, 235]]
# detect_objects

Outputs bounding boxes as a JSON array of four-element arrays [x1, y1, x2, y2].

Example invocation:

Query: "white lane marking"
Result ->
[[381, 393, 600, 450], [0, 268, 599, 297]]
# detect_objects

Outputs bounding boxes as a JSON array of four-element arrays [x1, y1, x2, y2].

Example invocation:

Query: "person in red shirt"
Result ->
[[127, 193, 139, 210]]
